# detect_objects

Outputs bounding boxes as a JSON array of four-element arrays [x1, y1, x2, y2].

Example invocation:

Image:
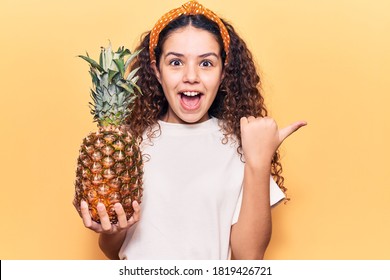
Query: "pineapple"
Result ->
[[74, 43, 143, 224]]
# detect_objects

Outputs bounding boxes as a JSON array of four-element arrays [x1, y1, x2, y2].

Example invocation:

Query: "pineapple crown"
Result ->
[[79, 43, 142, 127]]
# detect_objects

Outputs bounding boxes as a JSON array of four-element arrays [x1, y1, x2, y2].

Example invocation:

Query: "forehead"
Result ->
[[162, 26, 221, 54]]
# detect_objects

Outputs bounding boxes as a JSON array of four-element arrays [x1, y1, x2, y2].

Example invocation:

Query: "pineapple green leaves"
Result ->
[[79, 43, 142, 127]]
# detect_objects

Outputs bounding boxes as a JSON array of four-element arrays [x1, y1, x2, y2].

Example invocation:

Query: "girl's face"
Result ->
[[152, 26, 224, 124]]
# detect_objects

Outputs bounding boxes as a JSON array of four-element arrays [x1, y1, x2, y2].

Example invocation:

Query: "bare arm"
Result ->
[[230, 116, 306, 259], [78, 200, 141, 260], [98, 230, 128, 260], [230, 162, 272, 259]]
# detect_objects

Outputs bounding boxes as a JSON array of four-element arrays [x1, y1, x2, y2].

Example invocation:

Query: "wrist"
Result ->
[[245, 159, 272, 173], [100, 228, 127, 237], [244, 161, 272, 189]]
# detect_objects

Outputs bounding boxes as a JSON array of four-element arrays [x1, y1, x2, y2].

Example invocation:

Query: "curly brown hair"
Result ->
[[126, 14, 287, 195]]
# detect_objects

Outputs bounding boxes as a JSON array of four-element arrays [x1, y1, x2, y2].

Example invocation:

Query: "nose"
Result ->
[[182, 63, 199, 83]]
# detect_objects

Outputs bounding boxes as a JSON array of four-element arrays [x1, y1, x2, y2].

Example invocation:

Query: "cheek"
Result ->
[[160, 71, 182, 89], [203, 73, 223, 91]]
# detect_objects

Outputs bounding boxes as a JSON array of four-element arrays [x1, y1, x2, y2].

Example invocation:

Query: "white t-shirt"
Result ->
[[119, 117, 285, 260]]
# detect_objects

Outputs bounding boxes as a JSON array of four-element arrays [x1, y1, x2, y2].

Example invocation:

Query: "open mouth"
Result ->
[[179, 91, 202, 110]]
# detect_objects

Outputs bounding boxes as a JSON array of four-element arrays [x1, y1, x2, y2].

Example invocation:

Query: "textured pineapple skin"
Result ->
[[74, 126, 143, 224]]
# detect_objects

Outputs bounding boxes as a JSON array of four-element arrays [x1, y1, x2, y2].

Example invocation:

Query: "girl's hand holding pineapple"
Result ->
[[77, 200, 140, 234]]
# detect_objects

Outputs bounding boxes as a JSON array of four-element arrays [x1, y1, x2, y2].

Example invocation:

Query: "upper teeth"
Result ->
[[182, 91, 200, 96]]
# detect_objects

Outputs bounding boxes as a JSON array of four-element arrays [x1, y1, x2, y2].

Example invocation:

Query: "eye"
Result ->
[[200, 60, 213, 67], [169, 59, 182, 66]]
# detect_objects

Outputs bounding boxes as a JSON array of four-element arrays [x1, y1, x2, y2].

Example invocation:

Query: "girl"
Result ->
[[78, 0, 306, 260]]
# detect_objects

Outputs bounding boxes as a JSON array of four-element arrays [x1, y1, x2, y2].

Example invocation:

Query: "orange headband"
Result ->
[[149, 0, 230, 63]]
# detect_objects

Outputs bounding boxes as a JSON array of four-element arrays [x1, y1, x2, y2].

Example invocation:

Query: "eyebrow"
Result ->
[[165, 52, 219, 59]]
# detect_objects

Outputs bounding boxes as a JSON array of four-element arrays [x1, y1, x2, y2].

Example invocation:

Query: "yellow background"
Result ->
[[1, 0, 389, 259]]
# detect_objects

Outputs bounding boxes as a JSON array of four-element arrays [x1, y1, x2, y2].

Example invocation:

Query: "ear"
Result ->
[[151, 60, 162, 84]]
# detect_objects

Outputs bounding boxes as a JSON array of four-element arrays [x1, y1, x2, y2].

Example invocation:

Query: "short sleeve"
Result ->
[[231, 176, 286, 225]]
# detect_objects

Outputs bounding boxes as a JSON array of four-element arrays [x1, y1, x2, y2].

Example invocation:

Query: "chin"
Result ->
[[179, 114, 207, 124]]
